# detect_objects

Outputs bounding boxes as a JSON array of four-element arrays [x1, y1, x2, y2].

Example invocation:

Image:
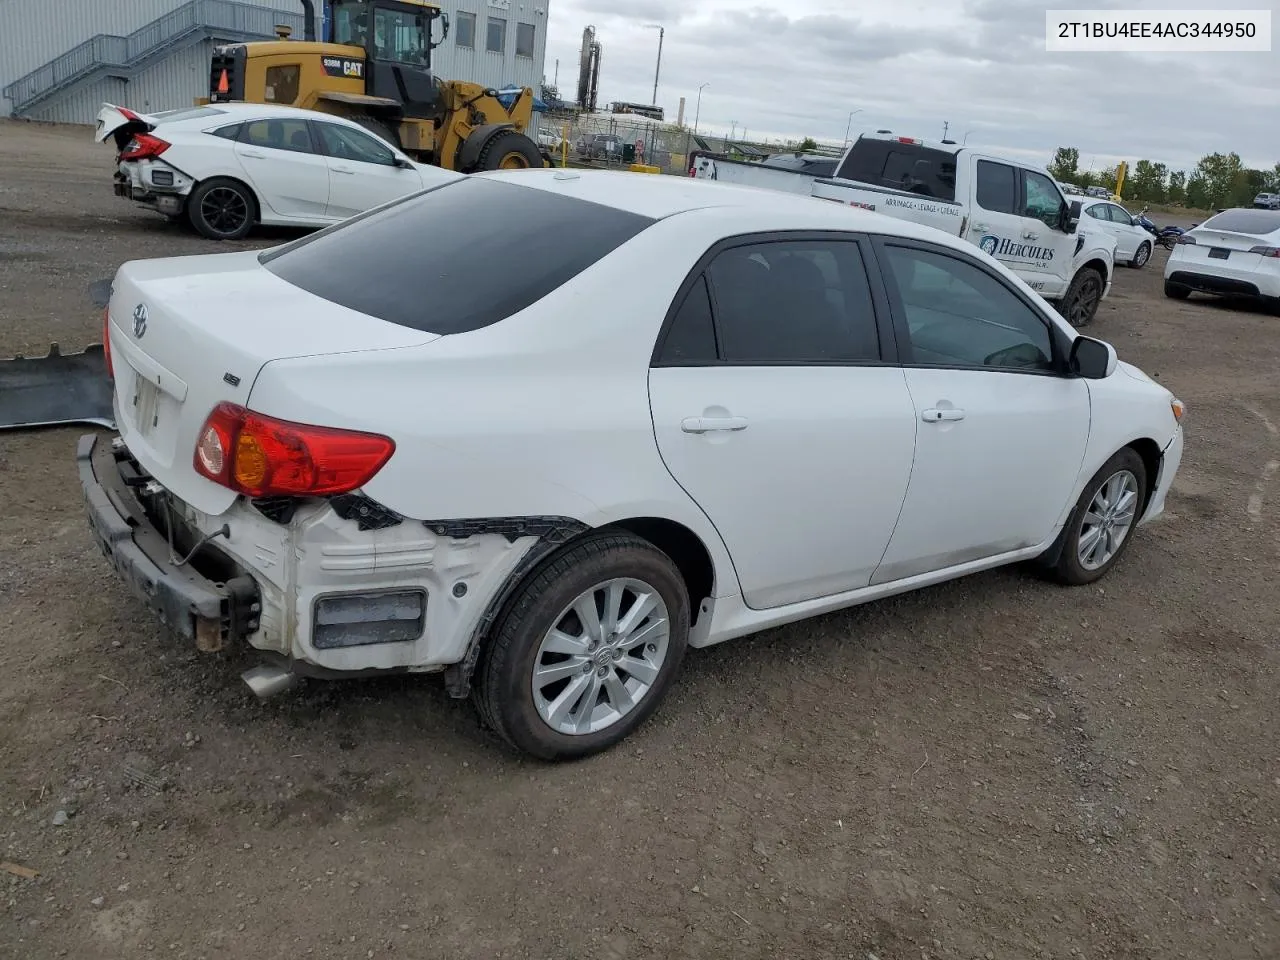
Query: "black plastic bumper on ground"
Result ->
[[77, 433, 244, 644], [1167, 270, 1262, 297]]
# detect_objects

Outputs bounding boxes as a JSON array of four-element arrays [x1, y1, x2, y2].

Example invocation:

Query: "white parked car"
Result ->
[[82, 171, 1186, 760], [1079, 197, 1155, 268], [95, 101, 462, 240], [1164, 207, 1280, 309]]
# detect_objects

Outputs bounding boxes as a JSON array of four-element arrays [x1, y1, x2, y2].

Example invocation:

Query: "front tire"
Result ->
[[1047, 448, 1148, 586], [1130, 241, 1152, 269], [474, 130, 545, 171], [1061, 267, 1104, 327], [187, 177, 255, 240], [475, 532, 690, 761]]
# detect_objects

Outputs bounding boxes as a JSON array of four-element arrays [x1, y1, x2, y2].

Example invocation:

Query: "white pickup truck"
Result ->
[[694, 132, 1117, 327]]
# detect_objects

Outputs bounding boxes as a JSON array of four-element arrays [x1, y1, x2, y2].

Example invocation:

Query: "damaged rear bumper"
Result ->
[[77, 433, 261, 650]]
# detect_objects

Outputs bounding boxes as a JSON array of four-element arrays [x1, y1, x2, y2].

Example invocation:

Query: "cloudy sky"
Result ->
[[540, 0, 1278, 175]]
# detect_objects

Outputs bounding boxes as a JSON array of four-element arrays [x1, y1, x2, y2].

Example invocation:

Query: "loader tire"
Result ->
[[351, 115, 401, 149], [474, 130, 544, 171]]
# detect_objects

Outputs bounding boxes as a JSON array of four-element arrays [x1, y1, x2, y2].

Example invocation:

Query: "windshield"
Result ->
[[332, 2, 430, 66]]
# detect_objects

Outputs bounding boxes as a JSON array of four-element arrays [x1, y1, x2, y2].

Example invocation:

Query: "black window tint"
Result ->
[[210, 123, 243, 140], [241, 118, 313, 154], [836, 140, 957, 201], [706, 240, 880, 363], [657, 276, 717, 364], [259, 178, 654, 335], [1200, 209, 1280, 234], [881, 244, 1054, 372], [316, 122, 395, 165], [975, 160, 1016, 214]]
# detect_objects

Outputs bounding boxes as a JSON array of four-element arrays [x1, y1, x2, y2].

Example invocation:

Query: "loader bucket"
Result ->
[[0, 342, 115, 431], [0, 278, 116, 431]]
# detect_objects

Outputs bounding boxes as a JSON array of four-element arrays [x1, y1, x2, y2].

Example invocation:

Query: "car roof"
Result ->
[[159, 101, 350, 127], [473, 168, 984, 250]]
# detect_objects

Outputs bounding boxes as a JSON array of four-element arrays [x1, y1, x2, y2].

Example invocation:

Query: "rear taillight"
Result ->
[[1176, 235, 1197, 245], [102, 307, 113, 379], [120, 133, 169, 161], [193, 402, 395, 498], [1248, 245, 1280, 258]]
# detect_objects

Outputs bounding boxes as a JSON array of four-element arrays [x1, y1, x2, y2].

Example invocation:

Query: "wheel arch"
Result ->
[[191, 173, 262, 224], [1126, 436, 1164, 519], [1078, 255, 1111, 284], [444, 513, 722, 700]]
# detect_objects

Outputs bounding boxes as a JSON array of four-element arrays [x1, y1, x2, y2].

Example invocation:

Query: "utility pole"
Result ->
[[645, 24, 664, 106], [942, 120, 950, 140], [693, 82, 708, 134], [730, 120, 737, 140], [553, 58, 558, 86], [843, 108, 863, 147]]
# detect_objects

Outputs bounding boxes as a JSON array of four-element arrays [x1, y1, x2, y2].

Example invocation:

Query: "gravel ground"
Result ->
[[2, 119, 1278, 960]]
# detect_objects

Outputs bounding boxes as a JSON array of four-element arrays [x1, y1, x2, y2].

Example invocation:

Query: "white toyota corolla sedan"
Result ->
[[96, 101, 463, 240], [82, 170, 1186, 760], [1164, 207, 1280, 310]]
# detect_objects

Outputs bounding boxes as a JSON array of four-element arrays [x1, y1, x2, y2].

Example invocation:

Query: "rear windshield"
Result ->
[[1200, 209, 1280, 235], [259, 177, 656, 334], [152, 106, 227, 123], [835, 139, 958, 201]]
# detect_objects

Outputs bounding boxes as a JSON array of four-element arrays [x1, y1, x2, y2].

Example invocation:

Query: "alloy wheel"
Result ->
[[200, 186, 249, 237], [531, 578, 671, 736], [1078, 470, 1139, 570]]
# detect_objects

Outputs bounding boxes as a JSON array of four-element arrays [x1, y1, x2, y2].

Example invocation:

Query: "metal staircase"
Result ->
[[3, 0, 304, 117]]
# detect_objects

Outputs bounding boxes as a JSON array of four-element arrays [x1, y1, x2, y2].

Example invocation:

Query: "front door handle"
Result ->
[[971, 222, 988, 232], [922, 408, 965, 423], [332, 166, 356, 175], [240, 150, 266, 159], [1023, 230, 1040, 240], [681, 416, 748, 434]]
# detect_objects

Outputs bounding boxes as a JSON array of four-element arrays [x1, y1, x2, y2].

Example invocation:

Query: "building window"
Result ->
[[263, 65, 300, 104], [455, 11, 475, 48], [516, 22, 535, 58], [486, 17, 506, 53]]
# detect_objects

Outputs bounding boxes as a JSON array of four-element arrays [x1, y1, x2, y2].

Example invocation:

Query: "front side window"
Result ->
[[1021, 170, 1064, 227], [455, 11, 476, 47], [373, 7, 428, 66], [240, 118, 314, 154], [705, 240, 881, 363], [264, 64, 300, 104], [880, 244, 1054, 372], [516, 22, 536, 57], [486, 17, 506, 53], [1107, 204, 1134, 224], [316, 122, 396, 165]]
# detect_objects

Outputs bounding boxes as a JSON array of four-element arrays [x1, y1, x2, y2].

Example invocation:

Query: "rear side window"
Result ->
[[657, 276, 718, 364], [836, 140, 958, 201], [210, 123, 243, 140], [975, 160, 1016, 213], [1200, 209, 1280, 235], [260, 177, 655, 335]]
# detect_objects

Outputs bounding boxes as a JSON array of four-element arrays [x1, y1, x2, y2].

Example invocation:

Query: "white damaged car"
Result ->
[[82, 170, 1186, 760]]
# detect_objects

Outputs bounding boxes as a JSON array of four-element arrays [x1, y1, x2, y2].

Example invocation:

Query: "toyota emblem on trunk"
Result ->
[[132, 303, 148, 338]]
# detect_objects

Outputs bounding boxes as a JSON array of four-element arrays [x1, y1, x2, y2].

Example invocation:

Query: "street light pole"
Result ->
[[843, 108, 863, 146], [693, 82, 708, 134], [644, 24, 664, 106]]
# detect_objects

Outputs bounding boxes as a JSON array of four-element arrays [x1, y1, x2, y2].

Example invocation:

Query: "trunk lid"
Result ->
[[95, 103, 161, 151], [1181, 227, 1269, 271], [107, 250, 441, 515]]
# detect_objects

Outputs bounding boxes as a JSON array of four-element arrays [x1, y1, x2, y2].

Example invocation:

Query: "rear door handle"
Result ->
[[333, 166, 356, 175], [922, 408, 965, 423], [239, 150, 266, 159], [681, 416, 748, 434]]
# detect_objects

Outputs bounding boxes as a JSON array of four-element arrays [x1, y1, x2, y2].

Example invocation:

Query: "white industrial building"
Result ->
[[0, 0, 551, 125]]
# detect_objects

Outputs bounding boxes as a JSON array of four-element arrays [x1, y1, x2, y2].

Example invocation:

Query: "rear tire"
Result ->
[[1164, 280, 1191, 300], [474, 130, 545, 172], [1045, 448, 1148, 586], [475, 532, 690, 761], [187, 177, 255, 241], [1130, 241, 1152, 269]]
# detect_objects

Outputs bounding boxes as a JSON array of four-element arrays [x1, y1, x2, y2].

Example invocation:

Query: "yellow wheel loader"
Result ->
[[205, 0, 546, 172]]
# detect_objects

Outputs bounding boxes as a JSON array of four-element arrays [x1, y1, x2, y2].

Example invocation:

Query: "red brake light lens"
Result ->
[[120, 133, 169, 161], [102, 307, 113, 379], [1248, 245, 1280, 258], [1176, 235, 1197, 245], [193, 403, 395, 498]]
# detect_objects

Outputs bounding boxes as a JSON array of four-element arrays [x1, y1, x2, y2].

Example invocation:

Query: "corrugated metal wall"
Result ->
[[0, 0, 306, 120], [433, 1, 549, 92]]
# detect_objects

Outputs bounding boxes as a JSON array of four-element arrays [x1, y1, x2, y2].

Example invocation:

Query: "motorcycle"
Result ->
[[1134, 206, 1159, 236]]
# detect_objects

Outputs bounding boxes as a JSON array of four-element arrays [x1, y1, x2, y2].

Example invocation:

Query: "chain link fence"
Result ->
[[534, 112, 715, 175]]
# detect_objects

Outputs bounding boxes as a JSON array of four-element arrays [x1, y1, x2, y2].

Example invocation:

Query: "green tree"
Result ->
[[1127, 160, 1167, 203], [1167, 170, 1187, 204], [1192, 152, 1243, 208], [1047, 146, 1080, 182], [1185, 172, 1209, 209]]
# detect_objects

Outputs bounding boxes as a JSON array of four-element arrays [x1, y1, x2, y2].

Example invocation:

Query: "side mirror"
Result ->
[[1069, 335, 1117, 379], [393, 156, 412, 168], [1061, 199, 1081, 234]]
